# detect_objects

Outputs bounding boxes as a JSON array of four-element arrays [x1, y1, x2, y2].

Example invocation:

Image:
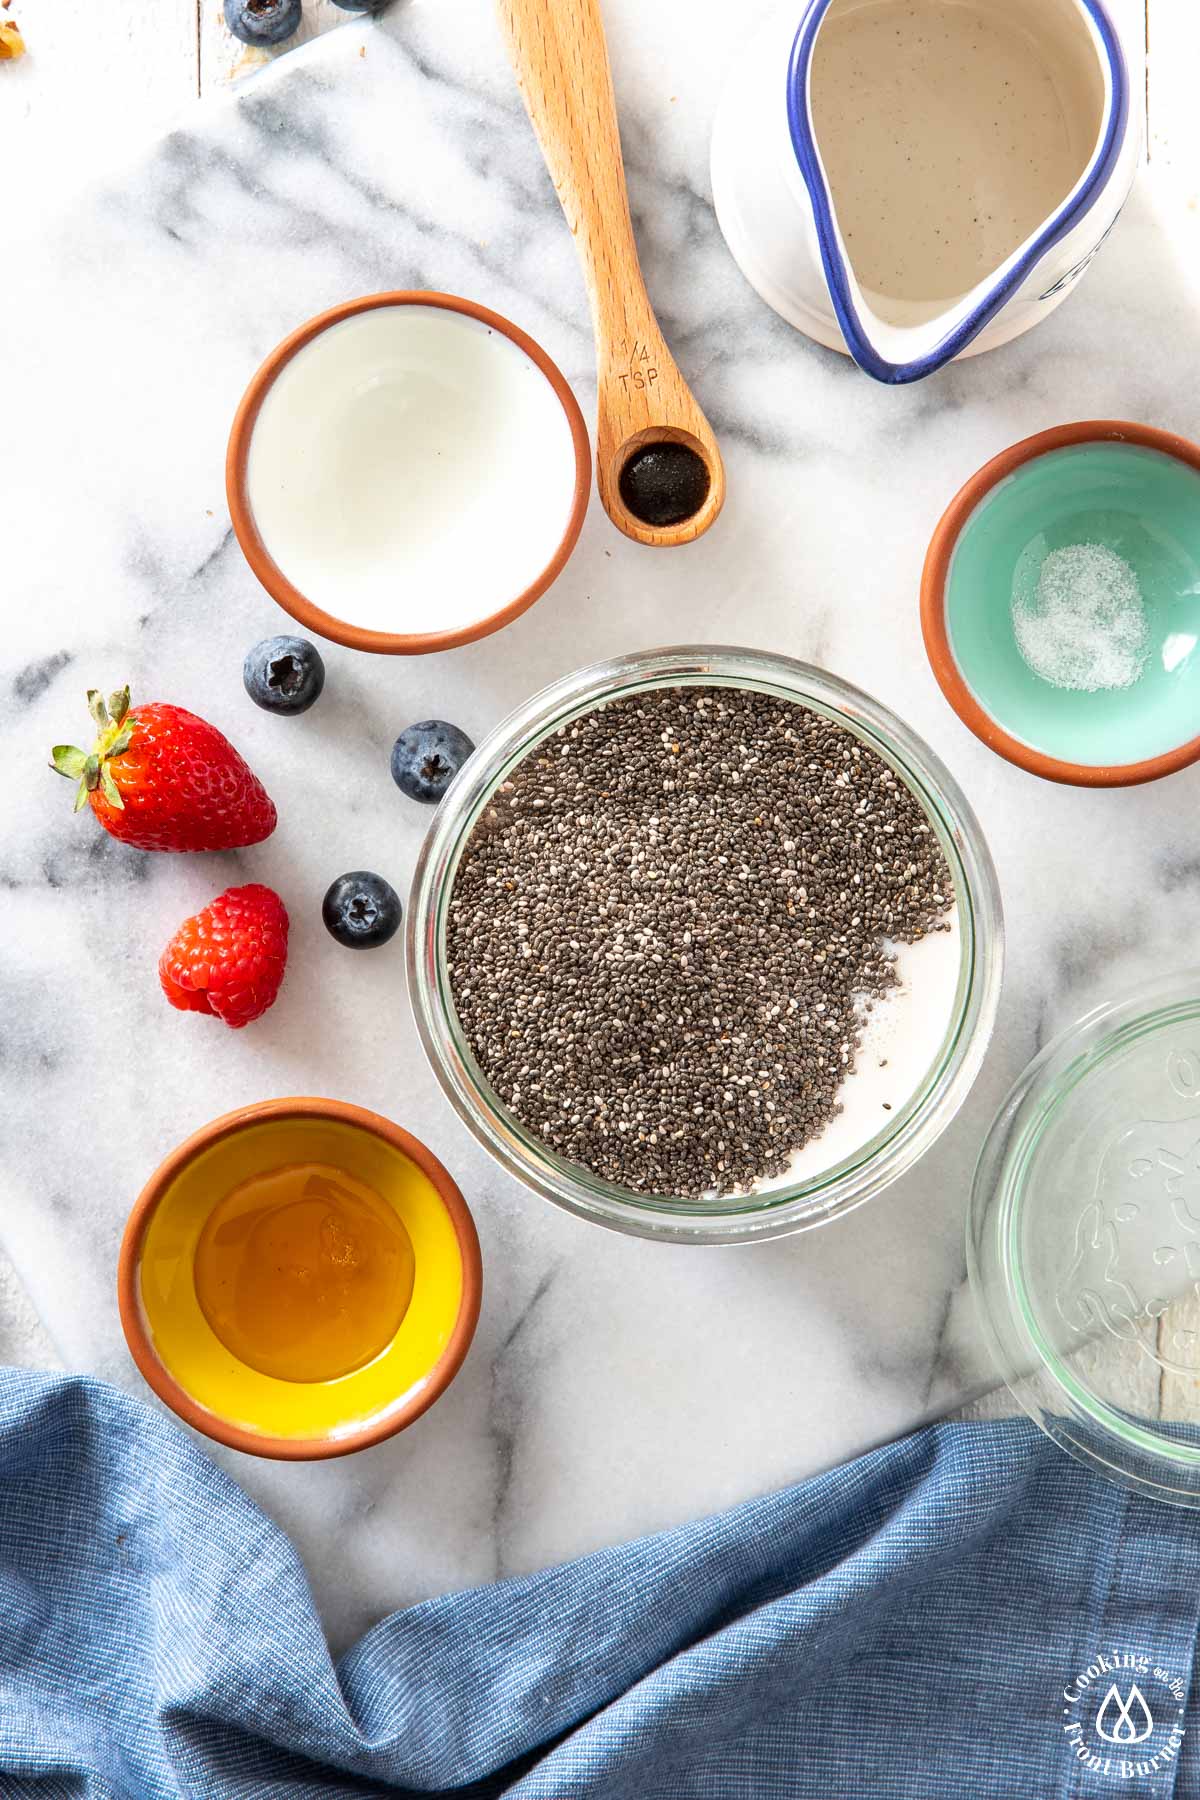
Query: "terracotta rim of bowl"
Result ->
[[225, 290, 592, 656], [921, 419, 1200, 789], [117, 1097, 483, 1461]]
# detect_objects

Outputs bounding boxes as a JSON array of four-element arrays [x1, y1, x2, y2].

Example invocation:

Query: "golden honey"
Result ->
[[137, 1115, 465, 1441], [193, 1163, 415, 1383]]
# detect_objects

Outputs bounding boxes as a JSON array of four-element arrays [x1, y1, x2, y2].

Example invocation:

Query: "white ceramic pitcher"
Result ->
[[711, 0, 1139, 384]]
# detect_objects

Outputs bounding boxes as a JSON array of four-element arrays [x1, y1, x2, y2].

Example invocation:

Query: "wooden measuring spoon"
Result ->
[[496, 0, 725, 548]]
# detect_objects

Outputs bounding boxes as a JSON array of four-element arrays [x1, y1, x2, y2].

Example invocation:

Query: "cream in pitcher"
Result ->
[[711, 0, 1139, 382]]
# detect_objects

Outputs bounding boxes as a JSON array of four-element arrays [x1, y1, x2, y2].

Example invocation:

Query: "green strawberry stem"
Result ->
[[50, 686, 134, 813]]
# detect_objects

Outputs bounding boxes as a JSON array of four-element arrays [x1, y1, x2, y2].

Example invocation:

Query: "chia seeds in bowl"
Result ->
[[408, 648, 1003, 1244]]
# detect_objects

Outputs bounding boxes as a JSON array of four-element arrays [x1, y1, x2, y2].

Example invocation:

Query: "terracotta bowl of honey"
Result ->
[[117, 1098, 481, 1460]]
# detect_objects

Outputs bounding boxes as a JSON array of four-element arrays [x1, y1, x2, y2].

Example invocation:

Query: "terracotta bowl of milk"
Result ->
[[227, 292, 591, 654]]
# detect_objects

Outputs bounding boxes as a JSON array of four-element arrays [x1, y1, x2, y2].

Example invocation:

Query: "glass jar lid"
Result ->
[[971, 972, 1200, 1503]]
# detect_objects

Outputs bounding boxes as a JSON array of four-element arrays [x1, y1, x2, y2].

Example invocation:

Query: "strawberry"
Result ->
[[159, 884, 289, 1029], [50, 686, 276, 852]]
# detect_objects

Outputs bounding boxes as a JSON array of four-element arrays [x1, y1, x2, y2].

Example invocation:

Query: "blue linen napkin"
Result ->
[[0, 1367, 1196, 1798]]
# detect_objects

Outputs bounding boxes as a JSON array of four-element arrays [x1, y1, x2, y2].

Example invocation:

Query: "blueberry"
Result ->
[[331, 0, 390, 9], [618, 442, 711, 528], [390, 720, 475, 804], [322, 871, 402, 949], [243, 636, 325, 715], [224, 0, 302, 46]]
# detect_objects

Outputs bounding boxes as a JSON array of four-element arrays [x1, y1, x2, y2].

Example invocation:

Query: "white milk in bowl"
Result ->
[[242, 302, 584, 644]]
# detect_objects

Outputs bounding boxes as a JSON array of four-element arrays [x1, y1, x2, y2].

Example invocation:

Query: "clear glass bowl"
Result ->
[[971, 972, 1200, 1503], [408, 647, 1004, 1244]]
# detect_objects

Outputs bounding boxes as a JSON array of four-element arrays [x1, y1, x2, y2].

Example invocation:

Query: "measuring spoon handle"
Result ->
[[497, 0, 725, 546], [496, 0, 653, 345]]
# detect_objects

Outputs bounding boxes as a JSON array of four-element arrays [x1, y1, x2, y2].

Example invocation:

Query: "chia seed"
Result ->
[[446, 686, 955, 1199]]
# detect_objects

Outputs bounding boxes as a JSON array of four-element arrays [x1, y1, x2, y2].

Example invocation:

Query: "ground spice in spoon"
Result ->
[[619, 443, 710, 527], [447, 687, 954, 1198]]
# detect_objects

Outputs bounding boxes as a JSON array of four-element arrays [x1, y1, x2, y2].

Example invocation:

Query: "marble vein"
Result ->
[[487, 1262, 564, 1582]]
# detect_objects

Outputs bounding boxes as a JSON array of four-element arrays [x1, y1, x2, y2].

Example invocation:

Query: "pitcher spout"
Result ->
[[821, 273, 1032, 389]]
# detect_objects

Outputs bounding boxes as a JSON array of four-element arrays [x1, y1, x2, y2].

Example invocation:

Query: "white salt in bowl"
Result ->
[[227, 292, 591, 655], [923, 421, 1200, 786], [407, 646, 1004, 1245]]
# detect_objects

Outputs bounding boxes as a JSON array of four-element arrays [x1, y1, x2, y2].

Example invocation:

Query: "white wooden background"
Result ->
[[3, 0, 365, 236], [3, 1, 1199, 1426]]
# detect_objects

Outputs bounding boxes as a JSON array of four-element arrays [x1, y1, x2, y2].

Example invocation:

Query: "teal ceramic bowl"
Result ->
[[922, 422, 1200, 786]]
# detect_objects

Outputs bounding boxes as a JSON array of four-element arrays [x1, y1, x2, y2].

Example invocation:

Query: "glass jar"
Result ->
[[408, 646, 1003, 1244], [971, 972, 1200, 1503]]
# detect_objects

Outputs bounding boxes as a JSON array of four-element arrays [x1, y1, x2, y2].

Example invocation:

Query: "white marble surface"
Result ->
[[6, 0, 1200, 1652]]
